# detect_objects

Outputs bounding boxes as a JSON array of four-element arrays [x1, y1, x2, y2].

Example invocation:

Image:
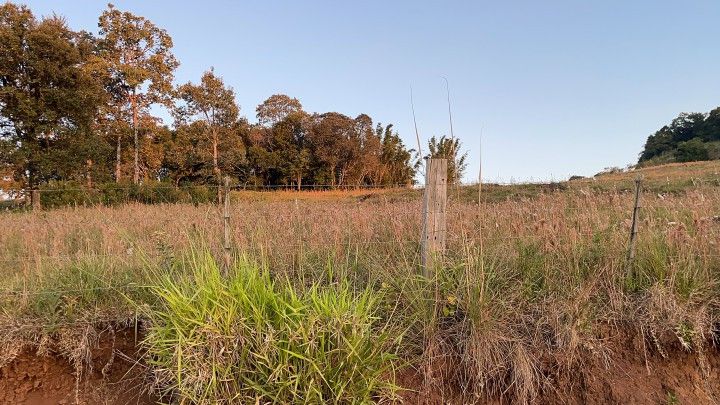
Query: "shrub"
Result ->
[[36, 181, 216, 208], [675, 138, 710, 162]]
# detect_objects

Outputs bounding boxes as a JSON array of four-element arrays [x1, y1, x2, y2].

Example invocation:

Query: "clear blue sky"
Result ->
[[20, 0, 720, 182]]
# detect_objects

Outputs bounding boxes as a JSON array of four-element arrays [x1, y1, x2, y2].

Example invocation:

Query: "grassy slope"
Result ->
[[241, 160, 720, 204], [1, 160, 719, 402]]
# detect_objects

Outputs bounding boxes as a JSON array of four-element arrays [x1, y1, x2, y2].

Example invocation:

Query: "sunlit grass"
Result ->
[[144, 251, 400, 404], [1, 168, 719, 402]]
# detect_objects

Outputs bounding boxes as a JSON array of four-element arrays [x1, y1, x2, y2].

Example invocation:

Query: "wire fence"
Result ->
[[1, 173, 719, 299], [2, 173, 719, 194], [8, 183, 417, 194], [1, 173, 717, 216]]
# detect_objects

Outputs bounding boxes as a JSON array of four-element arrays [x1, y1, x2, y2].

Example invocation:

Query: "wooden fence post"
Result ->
[[223, 177, 231, 272], [421, 158, 448, 277], [31, 189, 41, 211], [627, 176, 643, 265]]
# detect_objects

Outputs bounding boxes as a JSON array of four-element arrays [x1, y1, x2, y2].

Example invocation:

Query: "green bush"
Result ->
[[144, 252, 400, 404], [675, 139, 710, 162], [36, 181, 216, 208]]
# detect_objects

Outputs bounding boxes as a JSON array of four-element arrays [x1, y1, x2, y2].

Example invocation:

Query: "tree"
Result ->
[[0, 3, 103, 197], [639, 126, 674, 162], [675, 138, 709, 163], [273, 112, 311, 189], [344, 114, 381, 186], [96, 4, 178, 184], [165, 119, 248, 187], [177, 69, 240, 191], [639, 108, 720, 166], [699, 108, 720, 142], [161, 124, 203, 185], [669, 113, 705, 143], [247, 95, 309, 187], [307, 112, 356, 186], [2, 1, 425, 196], [426, 135, 467, 184], [376, 124, 417, 186], [256, 94, 303, 127]]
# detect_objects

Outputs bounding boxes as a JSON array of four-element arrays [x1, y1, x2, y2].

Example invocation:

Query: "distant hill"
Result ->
[[639, 107, 720, 166]]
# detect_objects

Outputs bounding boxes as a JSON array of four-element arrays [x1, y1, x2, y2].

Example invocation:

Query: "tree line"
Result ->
[[639, 107, 720, 166], [2, 2, 460, 203]]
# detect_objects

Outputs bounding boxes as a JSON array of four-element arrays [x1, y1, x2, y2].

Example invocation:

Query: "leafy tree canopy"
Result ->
[[0, 2, 422, 198], [425, 136, 468, 184], [639, 107, 720, 166]]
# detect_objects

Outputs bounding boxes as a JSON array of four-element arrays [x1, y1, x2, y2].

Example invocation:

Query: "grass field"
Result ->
[[1, 161, 720, 403]]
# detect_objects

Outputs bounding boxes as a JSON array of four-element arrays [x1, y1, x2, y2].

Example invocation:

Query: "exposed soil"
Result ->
[[0, 326, 156, 405], [399, 329, 720, 404], [2, 325, 719, 404], [541, 330, 720, 405]]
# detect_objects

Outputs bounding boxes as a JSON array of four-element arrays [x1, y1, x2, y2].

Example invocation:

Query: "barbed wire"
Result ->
[[1, 176, 718, 301], [2, 244, 717, 264], [7, 183, 417, 194], [0, 250, 718, 298], [3, 175, 719, 195]]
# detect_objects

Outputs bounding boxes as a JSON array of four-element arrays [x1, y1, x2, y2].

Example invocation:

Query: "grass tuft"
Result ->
[[143, 250, 401, 404]]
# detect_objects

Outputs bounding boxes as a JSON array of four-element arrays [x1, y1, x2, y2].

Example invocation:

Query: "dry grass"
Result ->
[[1, 166, 720, 402], [573, 160, 720, 190]]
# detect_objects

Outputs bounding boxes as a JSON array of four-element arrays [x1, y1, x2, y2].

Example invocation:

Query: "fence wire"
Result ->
[[1, 176, 719, 299]]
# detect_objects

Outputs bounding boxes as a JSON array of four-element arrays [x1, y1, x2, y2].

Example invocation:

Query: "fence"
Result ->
[[2, 163, 719, 296]]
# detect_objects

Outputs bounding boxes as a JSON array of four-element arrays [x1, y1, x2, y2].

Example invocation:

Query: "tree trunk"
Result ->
[[213, 130, 220, 177], [338, 168, 346, 188], [86, 159, 93, 188], [27, 167, 34, 206], [131, 91, 139, 185], [213, 128, 221, 202], [115, 134, 122, 182]]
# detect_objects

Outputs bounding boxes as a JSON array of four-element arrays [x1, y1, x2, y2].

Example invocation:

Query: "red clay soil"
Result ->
[[542, 331, 720, 405], [399, 329, 720, 404], [0, 327, 156, 405], [2, 326, 719, 404]]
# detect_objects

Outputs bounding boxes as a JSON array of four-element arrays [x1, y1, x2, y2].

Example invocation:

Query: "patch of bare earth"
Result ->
[[3, 325, 719, 404], [0, 327, 156, 405], [399, 329, 720, 404]]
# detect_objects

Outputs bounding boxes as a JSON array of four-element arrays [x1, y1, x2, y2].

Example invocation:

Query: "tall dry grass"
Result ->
[[1, 182, 719, 402]]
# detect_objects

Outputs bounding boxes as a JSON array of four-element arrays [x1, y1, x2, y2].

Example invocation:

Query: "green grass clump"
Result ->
[[144, 251, 400, 404]]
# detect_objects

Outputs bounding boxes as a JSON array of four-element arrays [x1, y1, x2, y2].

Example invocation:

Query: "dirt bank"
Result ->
[[400, 328, 720, 404], [0, 326, 156, 405], [2, 325, 719, 404]]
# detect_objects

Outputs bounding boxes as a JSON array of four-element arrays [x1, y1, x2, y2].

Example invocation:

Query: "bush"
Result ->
[[36, 181, 216, 208], [144, 252, 400, 404], [675, 139, 709, 162]]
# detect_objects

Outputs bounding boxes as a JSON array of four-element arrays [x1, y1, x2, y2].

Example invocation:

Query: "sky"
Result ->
[[18, 0, 720, 182]]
